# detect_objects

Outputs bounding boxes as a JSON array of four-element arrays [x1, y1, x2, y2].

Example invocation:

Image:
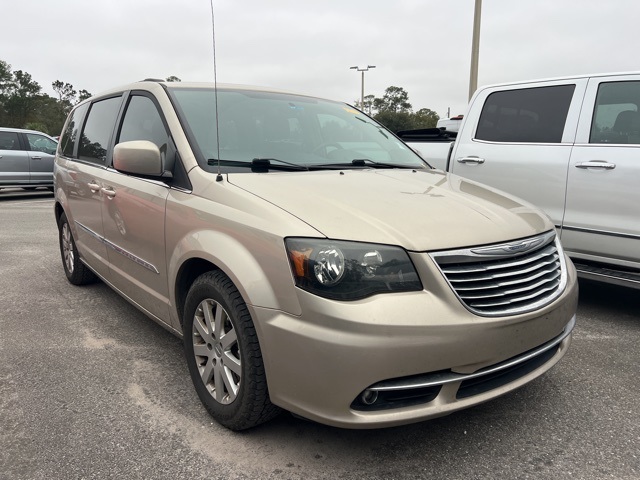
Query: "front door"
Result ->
[[563, 75, 640, 269], [100, 93, 172, 323]]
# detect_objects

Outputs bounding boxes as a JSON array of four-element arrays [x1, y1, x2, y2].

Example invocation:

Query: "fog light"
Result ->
[[360, 389, 379, 405]]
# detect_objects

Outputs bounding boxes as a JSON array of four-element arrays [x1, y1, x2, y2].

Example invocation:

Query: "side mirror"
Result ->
[[113, 140, 163, 176]]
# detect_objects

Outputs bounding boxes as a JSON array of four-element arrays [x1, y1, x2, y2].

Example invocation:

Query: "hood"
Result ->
[[227, 169, 554, 251]]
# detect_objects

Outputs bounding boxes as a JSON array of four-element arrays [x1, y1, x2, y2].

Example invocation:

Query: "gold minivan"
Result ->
[[54, 81, 578, 430]]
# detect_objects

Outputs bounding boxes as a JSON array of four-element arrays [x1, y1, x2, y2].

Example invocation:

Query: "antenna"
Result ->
[[210, 0, 223, 182]]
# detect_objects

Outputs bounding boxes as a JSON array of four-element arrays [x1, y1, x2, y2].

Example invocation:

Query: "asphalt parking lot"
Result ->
[[1, 190, 638, 480]]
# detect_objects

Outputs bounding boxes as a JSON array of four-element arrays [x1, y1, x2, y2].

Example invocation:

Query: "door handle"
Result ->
[[101, 186, 116, 198], [31, 156, 42, 160], [575, 161, 616, 170], [456, 156, 485, 165], [87, 182, 100, 193]]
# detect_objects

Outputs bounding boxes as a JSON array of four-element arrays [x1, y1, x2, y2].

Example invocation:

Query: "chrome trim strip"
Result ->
[[432, 230, 556, 262], [573, 142, 640, 148], [369, 315, 575, 392], [470, 138, 567, 146], [75, 221, 160, 274], [561, 225, 640, 241]]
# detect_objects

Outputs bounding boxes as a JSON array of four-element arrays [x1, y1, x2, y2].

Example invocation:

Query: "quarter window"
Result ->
[[590, 81, 640, 144], [476, 85, 575, 143], [60, 103, 89, 157], [78, 96, 122, 164]]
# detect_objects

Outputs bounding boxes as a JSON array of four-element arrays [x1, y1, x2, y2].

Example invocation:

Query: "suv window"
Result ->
[[476, 85, 575, 143], [590, 81, 640, 144], [60, 103, 89, 157], [0, 131, 20, 150], [78, 96, 122, 164], [26, 133, 57, 155]]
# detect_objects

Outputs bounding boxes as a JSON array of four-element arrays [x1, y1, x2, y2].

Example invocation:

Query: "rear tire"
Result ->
[[183, 270, 280, 430], [58, 212, 97, 285]]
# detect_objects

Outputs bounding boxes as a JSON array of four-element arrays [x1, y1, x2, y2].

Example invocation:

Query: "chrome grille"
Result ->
[[430, 231, 566, 316]]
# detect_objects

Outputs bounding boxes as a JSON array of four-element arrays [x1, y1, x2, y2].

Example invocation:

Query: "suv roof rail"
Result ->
[[139, 78, 165, 83]]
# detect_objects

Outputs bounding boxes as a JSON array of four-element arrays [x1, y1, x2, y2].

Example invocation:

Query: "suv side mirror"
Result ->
[[113, 140, 163, 176]]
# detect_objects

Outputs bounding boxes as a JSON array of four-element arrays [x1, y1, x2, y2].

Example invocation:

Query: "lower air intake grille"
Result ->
[[430, 231, 566, 316]]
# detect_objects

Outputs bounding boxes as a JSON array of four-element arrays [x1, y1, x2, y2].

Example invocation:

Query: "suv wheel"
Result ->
[[58, 212, 97, 285], [183, 271, 280, 430]]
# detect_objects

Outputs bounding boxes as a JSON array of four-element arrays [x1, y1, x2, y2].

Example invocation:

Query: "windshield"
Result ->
[[168, 87, 427, 171]]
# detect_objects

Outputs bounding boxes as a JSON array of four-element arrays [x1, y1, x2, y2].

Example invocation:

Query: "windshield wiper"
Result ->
[[309, 159, 422, 170], [206, 158, 309, 171], [251, 158, 309, 171]]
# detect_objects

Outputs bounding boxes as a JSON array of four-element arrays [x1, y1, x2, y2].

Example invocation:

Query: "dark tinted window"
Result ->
[[590, 81, 640, 144], [0, 131, 20, 151], [60, 103, 89, 157], [476, 85, 575, 143], [78, 96, 122, 164]]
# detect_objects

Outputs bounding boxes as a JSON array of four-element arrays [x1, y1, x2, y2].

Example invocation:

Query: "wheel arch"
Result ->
[[170, 230, 301, 328]]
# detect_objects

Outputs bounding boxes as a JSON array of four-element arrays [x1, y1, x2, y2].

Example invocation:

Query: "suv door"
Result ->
[[100, 93, 172, 323], [564, 75, 640, 269], [24, 132, 57, 186], [450, 80, 587, 229], [61, 97, 123, 279], [0, 130, 29, 187]]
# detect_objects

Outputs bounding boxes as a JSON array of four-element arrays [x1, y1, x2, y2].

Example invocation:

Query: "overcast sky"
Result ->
[[5, 0, 640, 119]]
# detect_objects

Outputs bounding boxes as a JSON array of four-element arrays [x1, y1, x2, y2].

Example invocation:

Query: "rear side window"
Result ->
[[60, 103, 89, 157], [0, 131, 20, 151], [476, 85, 575, 143], [78, 96, 122, 164], [590, 81, 640, 144]]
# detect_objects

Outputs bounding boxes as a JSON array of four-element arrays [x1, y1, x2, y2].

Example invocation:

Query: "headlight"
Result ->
[[285, 238, 422, 300]]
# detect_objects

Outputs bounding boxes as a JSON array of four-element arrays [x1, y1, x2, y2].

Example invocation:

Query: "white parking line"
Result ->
[[0, 199, 54, 206]]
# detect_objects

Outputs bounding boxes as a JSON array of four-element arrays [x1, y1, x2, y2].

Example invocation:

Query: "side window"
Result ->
[[60, 103, 89, 157], [476, 85, 575, 143], [590, 81, 640, 144], [26, 133, 57, 155], [117, 95, 168, 150], [78, 96, 122, 164], [0, 131, 21, 151]]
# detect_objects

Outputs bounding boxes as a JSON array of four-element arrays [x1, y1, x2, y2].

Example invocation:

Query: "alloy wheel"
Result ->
[[62, 222, 75, 274], [192, 299, 241, 404]]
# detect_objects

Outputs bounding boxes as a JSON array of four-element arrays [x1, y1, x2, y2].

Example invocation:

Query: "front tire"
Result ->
[[58, 212, 97, 285], [183, 271, 280, 430]]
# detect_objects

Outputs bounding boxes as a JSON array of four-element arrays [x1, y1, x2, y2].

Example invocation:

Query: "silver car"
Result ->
[[0, 127, 57, 190], [53, 81, 578, 430]]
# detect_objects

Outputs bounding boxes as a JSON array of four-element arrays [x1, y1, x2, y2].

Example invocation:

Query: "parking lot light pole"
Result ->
[[468, 0, 482, 100], [350, 65, 376, 110]]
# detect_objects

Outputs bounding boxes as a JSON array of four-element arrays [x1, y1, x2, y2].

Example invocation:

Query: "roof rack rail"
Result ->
[[140, 78, 165, 82]]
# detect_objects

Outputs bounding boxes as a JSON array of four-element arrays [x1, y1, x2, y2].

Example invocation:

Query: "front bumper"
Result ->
[[251, 254, 578, 428]]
